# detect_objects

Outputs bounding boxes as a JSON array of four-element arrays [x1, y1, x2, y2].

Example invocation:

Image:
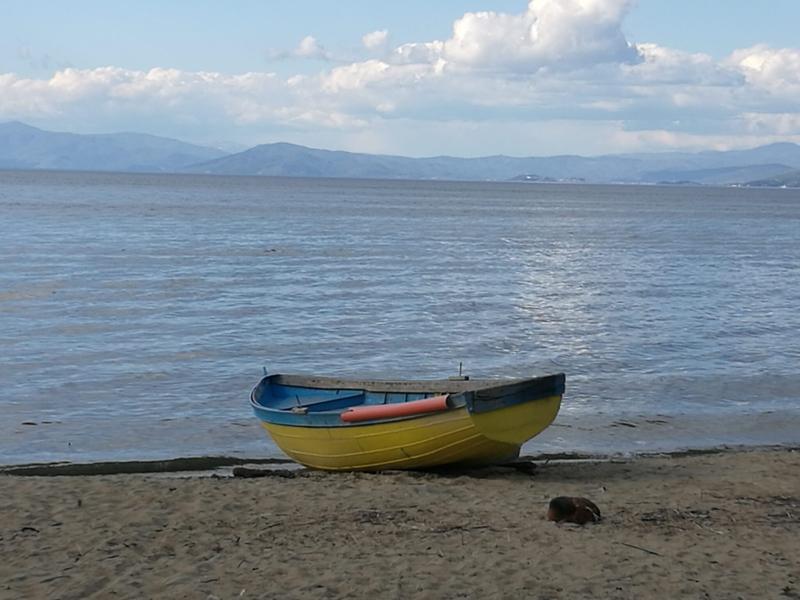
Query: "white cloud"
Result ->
[[441, 0, 640, 72], [1, 67, 284, 127], [362, 30, 389, 52], [391, 41, 445, 66], [388, 0, 638, 72], [3, 2, 800, 155], [267, 35, 332, 62], [627, 44, 740, 85], [741, 112, 800, 136], [294, 35, 329, 60], [727, 45, 800, 99], [730, 45, 800, 81]]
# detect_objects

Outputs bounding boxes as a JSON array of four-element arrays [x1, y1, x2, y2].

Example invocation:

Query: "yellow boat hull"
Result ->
[[260, 393, 561, 471]]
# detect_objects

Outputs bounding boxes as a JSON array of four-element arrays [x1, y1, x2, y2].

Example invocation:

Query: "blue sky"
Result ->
[[3, 1, 800, 156]]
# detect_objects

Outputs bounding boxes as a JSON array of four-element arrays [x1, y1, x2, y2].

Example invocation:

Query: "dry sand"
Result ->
[[1, 448, 798, 600]]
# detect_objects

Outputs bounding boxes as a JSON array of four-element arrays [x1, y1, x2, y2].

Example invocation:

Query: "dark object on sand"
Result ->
[[232, 466, 298, 479], [547, 496, 602, 524]]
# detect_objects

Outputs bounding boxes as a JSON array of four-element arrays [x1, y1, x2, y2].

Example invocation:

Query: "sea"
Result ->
[[1, 170, 799, 466]]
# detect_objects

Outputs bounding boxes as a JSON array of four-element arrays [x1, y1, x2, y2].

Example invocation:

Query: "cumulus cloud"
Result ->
[[730, 45, 800, 80], [267, 35, 332, 61], [362, 30, 389, 52], [741, 112, 800, 136], [1, 67, 289, 127], [3, 2, 800, 154], [391, 41, 445, 66], [389, 0, 638, 72], [727, 45, 800, 102], [627, 44, 740, 85], [294, 35, 328, 59]]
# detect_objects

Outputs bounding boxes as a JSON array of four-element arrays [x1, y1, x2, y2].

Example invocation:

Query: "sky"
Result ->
[[2, 0, 800, 156]]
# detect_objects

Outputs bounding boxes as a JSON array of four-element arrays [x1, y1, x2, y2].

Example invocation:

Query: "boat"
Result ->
[[250, 372, 565, 471]]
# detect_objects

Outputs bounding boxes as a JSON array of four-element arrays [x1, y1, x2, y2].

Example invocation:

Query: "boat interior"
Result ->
[[260, 383, 442, 413]]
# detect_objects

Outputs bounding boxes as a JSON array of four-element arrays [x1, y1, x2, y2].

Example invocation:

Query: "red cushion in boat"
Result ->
[[340, 395, 450, 423]]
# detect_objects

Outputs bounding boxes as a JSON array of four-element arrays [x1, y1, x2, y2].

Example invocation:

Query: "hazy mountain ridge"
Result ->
[[0, 121, 227, 172], [746, 169, 800, 188], [2, 121, 800, 186], [186, 141, 800, 186], [641, 164, 796, 186], [183, 143, 662, 182]]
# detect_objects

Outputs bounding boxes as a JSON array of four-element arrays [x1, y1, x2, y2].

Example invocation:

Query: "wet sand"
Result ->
[[1, 448, 798, 599]]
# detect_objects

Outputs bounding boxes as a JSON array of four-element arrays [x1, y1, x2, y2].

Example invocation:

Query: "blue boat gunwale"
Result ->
[[250, 373, 565, 428]]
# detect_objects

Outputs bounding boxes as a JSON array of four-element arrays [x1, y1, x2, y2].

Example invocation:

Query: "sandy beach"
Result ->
[[1, 448, 798, 599]]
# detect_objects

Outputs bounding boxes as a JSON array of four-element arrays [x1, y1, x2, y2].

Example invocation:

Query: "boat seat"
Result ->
[[284, 392, 366, 413]]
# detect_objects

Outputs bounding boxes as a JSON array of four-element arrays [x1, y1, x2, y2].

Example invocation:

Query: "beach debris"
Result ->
[[232, 466, 297, 478], [641, 508, 712, 523], [506, 460, 538, 475], [547, 496, 602, 525], [353, 508, 409, 525], [0, 456, 292, 477], [782, 586, 800, 599], [619, 541, 662, 556], [39, 574, 71, 584], [640, 507, 732, 534]]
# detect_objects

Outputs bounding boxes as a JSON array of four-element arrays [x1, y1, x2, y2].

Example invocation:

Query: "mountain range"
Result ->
[[0, 121, 225, 172], [2, 121, 800, 187]]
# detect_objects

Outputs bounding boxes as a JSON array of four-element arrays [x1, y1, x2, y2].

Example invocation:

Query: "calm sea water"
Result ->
[[1, 170, 799, 465]]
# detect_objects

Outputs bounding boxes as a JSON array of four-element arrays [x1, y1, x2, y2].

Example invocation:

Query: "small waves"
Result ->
[[1, 171, 799, 463]]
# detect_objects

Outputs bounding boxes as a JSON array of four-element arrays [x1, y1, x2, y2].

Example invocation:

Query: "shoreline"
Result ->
[[2, 447, 798, 599], [3, 442, 798, 476], [7, 407, 800, 470]]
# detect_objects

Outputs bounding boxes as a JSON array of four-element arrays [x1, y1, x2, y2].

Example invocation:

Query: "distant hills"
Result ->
[[747, 169, 800, 188], [184, 140, 800, 187], [0, 121, 225, 172], [2, 121, 800, 187]]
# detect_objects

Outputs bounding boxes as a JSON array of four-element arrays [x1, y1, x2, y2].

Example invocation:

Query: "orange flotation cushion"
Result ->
[[340, 395, 450, 423]]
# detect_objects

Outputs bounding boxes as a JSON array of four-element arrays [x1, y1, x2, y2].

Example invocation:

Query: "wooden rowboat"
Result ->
[[250, 372, 565, 471]]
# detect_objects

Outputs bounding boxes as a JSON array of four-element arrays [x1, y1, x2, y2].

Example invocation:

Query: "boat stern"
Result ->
[[466, 374, 564, 445]]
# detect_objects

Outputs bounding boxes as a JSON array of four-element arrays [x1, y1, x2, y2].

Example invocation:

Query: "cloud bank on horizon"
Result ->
[[2, 0, 800, 156]]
